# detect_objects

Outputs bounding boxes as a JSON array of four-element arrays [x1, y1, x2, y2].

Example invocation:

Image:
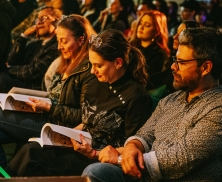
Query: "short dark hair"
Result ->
[[179, 27, 222, 79]]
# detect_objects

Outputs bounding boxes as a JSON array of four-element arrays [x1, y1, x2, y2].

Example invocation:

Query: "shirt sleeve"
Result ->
[[155, 106, 222, 179], [127, 97, 222, 180], [8, 38, 59, 81]]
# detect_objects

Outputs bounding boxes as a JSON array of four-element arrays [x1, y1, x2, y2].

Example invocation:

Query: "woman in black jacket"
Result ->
[[0, 14, 96, 165]]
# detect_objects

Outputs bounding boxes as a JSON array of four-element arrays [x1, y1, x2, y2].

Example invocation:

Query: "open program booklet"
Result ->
[[28, 123, 92, 148], [0, 87, 51, 112]]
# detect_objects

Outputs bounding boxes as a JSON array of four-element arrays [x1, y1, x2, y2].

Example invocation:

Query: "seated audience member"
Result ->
[[50, 0, 80, 15], [152, 0, 168, 17], [80, 0, 104, 25], [127, 0, 156, 39], [0, 0, 16, 72], [167, 1, 180, 37], [0, 14, 96, 166], [82, 27, 222, 181], [129, 10, 172, 91], [170, 20, 202, 58], [93, 0, 129, 33], [195, 7, 208, 26], [11, 0, 80, 43], [4, 29, 152, 176], [0, 6, 61, 93], [180, 0, 200, 21], [125, 0, 136, 27], [136, 0, 156, 18]]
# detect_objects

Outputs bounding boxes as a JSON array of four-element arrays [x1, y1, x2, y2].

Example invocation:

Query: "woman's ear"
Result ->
[[115, 58, 123, 69]]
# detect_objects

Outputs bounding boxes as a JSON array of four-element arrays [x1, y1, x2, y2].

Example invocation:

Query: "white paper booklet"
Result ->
[[28, 123, 92, 147], [0, 87, 51, 112]]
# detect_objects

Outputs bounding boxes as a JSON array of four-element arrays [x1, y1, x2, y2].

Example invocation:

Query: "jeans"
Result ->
[[0, 109, 48, 167], [82, 163, 142, 182], [0, 109, 48, 142]]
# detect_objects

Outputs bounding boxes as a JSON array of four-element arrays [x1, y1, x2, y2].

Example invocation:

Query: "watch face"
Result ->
[[118, 155, 122, 167]]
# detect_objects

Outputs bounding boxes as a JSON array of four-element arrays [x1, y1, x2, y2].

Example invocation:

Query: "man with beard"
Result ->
[[0, 6, 61, 93], [82, 27, 222, 181]]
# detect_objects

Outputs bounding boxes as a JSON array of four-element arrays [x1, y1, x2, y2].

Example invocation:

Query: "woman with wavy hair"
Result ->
[[130, 10, 170, 90]]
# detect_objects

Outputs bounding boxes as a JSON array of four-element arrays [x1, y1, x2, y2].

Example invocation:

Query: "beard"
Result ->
[[172, 68, 202, 92]]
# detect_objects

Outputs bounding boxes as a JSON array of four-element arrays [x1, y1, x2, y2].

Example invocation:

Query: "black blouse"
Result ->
[[82, 73, 152, 150]]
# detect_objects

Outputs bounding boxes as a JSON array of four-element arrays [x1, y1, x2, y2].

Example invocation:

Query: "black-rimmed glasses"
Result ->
[[89, 34, 102, 48], [35, 15, 49, 24], [172, 56, 205, 70]]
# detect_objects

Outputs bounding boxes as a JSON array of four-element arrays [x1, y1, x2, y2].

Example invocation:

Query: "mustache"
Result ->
[[172, 71, 179, 77], [172, 71, 182, 79]]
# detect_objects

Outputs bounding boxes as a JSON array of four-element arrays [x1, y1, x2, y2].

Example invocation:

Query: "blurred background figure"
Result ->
[[136, 0, 156, 18], [11, 0, 80, 42], [170, 20, 202, 61], [129, 10, 172, 100], [152, 0, 168, 17], [50, 0, 80, 15], [206, 0, 222, 28], [172, 20, 202, 50], [195, 7, 208, 26], [180, 0, 200, 21], [125, 0, 137, 27], [167, 1, 180, 37], [127, 0, 156, 39], [92, 0, 130, 33], [10, 0, 38, 28], [0, 0, 16, 73], [80, 0, 106, 25]]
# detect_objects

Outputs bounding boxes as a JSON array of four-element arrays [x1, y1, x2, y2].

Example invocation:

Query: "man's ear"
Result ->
[[201, 60, 213, 76], [115, 58, 123, 69]]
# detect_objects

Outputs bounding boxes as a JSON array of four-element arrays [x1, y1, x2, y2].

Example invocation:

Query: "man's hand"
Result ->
[[121, 141, 145, 178], [98, 145, 120, 165], [23, 25, 37, 37]]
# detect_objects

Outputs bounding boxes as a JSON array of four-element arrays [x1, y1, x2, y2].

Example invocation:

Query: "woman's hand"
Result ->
[[26, 97, 51, 112], [71, 134, 95, 158], [74, 123, 84, 130]]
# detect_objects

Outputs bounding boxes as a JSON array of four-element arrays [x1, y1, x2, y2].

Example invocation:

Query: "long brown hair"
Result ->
[[56, 14, 96, 75], [130, 10, 170, 57]]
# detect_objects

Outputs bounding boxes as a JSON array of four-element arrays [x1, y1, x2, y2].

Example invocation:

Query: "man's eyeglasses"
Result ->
[[35, 15, 49, 24], [89, 34, 102, 48], [172, 56, 205, 70]]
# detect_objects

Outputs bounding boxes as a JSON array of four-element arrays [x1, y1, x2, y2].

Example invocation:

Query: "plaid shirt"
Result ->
[[7, 35, 59, 90]]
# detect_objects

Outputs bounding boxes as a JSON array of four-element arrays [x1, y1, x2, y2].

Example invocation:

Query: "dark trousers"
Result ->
[[6, 142, 98, 177]]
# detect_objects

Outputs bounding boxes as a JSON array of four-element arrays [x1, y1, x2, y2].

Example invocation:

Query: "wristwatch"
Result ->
[[117, 155, 122, 167]]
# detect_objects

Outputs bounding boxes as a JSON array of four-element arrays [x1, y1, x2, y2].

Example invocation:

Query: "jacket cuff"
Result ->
[[143, 151, 162, 181], [124, 136, 150, 153], [48, 104, 55, 115]]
